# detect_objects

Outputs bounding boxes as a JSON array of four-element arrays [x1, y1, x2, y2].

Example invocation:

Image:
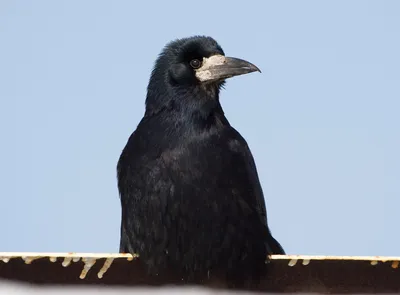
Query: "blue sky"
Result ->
[[1, 0, 399, 256]]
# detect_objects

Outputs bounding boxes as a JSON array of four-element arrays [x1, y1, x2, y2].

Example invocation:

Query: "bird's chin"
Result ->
[[199, 80, 225, 93], [217, 79, 226, 89], [202, 79, 226, 88]]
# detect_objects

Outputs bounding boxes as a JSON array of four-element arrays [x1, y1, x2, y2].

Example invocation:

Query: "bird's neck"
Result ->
[[145, 88, 230, 134], [186, 99, 229, 130]]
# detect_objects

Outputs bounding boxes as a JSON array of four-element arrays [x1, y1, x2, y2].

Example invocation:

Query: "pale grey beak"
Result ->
[[195, 54, 261, 82]]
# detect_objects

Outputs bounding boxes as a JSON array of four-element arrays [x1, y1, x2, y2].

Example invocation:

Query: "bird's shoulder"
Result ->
[[121, 117, 250, 161], [117, 123, 258, 200]]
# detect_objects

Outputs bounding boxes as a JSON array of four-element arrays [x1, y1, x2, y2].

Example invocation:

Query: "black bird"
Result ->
[[117, 36, 284, 288]]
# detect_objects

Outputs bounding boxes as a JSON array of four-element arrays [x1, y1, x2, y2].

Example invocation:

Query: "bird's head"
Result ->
[[145, 36, 260, 115]]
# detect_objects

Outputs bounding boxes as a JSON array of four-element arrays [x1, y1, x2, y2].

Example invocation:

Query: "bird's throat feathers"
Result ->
[[144, 83, 229, 132]]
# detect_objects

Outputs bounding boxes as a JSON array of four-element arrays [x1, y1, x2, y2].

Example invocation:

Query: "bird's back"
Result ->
[[117, 114, 283, 285]]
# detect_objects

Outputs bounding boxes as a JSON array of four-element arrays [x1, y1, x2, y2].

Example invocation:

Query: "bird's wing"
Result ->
[[117, 126, 284, 261], [245, 147, 285, 254], [226, 128, 285, 255], [117, 136, 174, 266]]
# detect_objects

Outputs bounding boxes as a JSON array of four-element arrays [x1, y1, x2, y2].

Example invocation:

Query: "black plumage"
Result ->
[[117, 36, 284, 288]]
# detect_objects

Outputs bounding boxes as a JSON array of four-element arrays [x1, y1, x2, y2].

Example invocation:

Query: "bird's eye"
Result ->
[[190, 59, 202, 69]]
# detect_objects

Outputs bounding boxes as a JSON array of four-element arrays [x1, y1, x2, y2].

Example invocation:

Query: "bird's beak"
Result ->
[[195, 54, 261, 83]]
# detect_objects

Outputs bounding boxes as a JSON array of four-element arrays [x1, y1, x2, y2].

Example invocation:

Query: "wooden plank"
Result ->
[[1, 253, 400, 293]]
